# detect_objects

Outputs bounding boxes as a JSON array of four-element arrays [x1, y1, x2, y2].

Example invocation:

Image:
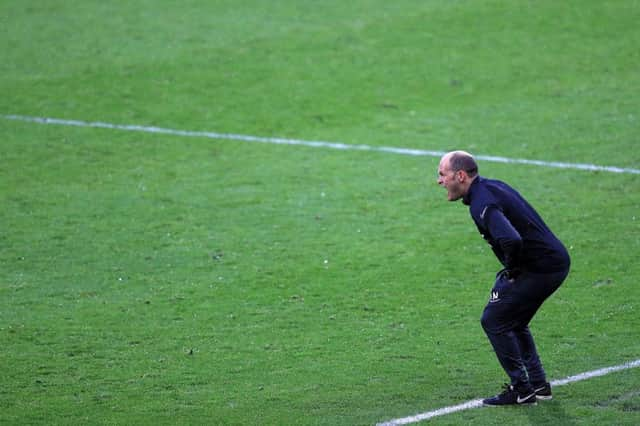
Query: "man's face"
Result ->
[[437, 158, 464, 201]]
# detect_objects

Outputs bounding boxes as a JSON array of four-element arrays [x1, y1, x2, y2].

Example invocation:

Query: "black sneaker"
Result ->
[[533, 382, 552, 400], [483, 384, 537, 406]]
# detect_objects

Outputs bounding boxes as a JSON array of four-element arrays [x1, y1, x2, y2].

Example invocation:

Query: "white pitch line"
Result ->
[[3, 113, 640, 175], [377, 358, 640, 425]]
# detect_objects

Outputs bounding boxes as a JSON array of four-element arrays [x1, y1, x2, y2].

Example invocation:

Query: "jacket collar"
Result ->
[[462, 176, 481, 206]]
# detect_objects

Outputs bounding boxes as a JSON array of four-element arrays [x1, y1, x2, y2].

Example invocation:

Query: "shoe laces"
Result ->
[[499, 383, 515, 395]]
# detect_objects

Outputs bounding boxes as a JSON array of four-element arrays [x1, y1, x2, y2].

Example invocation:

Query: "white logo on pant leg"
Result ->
[[489, 291, 500, 303]]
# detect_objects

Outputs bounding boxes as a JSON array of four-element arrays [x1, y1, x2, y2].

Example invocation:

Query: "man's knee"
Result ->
[[481, 308, 499, 334]]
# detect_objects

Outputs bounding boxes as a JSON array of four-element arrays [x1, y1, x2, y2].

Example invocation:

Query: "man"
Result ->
[[437, 150, 570, 406]]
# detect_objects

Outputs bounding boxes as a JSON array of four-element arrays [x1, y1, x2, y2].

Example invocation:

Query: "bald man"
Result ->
[[437, 151, 570, 406]]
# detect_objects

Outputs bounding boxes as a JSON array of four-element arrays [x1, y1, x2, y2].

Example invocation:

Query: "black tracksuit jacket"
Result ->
[[462, 176, 570, 275]]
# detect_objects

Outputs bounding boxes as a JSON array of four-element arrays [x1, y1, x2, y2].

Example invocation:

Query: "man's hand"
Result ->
[[505, 268, 522, 281]]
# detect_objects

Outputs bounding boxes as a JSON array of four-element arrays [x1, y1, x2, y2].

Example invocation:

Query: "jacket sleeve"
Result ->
[[482, 205, 523, 271]]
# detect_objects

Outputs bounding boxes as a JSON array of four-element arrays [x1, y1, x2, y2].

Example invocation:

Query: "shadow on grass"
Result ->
[[525, 400, 578, 425]]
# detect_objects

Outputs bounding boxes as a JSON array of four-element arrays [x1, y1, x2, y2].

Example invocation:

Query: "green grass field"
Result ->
[[2, 1, 640, 424]]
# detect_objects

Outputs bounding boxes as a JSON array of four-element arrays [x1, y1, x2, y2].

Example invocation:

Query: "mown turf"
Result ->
[[2, 1, 639, 425]]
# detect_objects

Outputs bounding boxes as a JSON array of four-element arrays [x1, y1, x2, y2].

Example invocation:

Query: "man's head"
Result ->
[[437, 150, 478, 201]]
